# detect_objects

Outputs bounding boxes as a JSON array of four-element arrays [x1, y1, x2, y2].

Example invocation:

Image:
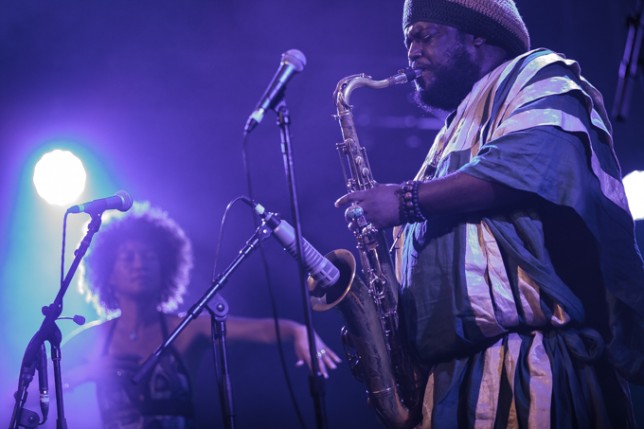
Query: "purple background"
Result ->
[[1, 1, 642, 427]]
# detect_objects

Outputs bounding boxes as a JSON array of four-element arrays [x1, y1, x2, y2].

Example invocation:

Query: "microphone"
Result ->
[[37, 344, 49, 419], [253, 201, 340, 289], [57, 314, 87, 325], [67, 191, 133, 214], [244, 49, 307, 134], [71, 314, 86, 325]]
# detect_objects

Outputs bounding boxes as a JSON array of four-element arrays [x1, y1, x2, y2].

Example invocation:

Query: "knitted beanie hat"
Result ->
[[402, 0, 530, 57]]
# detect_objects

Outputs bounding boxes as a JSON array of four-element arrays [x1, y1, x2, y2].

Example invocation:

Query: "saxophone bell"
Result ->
[[308, 249, 359, 312]]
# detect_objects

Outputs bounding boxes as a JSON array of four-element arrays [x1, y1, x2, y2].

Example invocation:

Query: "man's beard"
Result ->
[[413, 43, 482, 112]]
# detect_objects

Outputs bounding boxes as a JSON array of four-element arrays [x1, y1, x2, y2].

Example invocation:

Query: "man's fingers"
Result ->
[[335, 191, 362, 208], [334, 194, 349, 208]]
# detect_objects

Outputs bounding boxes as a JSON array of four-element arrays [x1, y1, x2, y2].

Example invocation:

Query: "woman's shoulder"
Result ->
[[62, 318, 115, 363], [163, 313, 211, 349], [164, 312, 212, 332], [63, 319, 114, 350]]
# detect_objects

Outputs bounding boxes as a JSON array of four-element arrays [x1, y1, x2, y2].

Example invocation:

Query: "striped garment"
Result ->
[[397, 49, 644, 428]]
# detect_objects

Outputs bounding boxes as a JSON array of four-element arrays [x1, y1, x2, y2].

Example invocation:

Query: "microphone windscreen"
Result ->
[[283, 49, 307, 71], [116, 191, 134, 212]]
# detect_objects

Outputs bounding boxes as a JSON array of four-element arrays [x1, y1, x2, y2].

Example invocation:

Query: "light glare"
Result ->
[[623, 170, 644, 221], [33, 149, 87, 206]]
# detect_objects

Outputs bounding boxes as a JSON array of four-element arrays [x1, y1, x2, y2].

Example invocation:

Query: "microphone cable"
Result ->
[[237, 132, 308, 429]]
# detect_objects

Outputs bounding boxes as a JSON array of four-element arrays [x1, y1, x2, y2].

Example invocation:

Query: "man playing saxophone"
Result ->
[[335, 0, 644, 427]]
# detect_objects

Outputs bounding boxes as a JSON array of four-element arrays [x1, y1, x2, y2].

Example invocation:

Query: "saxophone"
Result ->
[[308, 68, 425, 429]]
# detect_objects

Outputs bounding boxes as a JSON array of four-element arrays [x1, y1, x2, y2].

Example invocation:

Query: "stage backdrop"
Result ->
[[1, 1, 642, 428]]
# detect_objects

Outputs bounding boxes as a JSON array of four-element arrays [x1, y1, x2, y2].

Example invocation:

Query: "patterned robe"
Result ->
[[398, 49, 644, 428]]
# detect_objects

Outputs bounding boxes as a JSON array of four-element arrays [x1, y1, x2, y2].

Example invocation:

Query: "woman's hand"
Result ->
[[292, 323, 341, 378], [226, 316, 342, 377]]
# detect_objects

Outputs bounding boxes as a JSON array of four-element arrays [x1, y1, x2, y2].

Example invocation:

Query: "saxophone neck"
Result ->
[[334, 68, 421, 111]]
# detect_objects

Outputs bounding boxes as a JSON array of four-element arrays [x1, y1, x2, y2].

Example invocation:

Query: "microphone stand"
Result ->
[[613, 0, 643, 121], [9, 212, 104, 429], [275, 99, 328, 429], [132, 223, 272, 429], [206, 294, 234, 429]]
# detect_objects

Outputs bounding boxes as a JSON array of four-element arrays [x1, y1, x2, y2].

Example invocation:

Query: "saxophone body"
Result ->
[[309, 69, 425, 429]]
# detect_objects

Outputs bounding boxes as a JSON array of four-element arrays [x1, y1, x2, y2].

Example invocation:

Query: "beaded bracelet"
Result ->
[[399, 180, 426, 223]]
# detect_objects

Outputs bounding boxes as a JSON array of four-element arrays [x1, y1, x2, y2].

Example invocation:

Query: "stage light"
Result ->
[[33, 149, 87, 206], [623, 170, 644, 221]]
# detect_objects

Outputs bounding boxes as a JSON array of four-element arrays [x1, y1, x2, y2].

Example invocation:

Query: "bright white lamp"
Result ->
[[33, 149, 87, 206], [623, 170, 644, 221]]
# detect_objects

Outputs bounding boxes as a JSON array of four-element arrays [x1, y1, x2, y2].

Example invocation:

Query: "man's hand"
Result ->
[[334, 184, 402, 229]]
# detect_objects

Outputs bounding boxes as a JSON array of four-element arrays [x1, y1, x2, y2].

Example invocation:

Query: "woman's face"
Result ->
[[109, 239, 162, 302]]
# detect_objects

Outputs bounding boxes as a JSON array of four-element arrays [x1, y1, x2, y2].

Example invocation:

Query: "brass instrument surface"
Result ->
[[309, 68, 425, 429]]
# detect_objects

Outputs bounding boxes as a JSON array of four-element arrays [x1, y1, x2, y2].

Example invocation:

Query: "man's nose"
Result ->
[[408, 41, 422, 61]]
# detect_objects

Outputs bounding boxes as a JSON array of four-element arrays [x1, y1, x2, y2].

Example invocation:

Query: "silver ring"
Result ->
[[316, 349, 326, 359]]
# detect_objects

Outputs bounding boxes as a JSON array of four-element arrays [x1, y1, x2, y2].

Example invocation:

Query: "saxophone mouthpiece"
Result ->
[[390, 68, 422, 85], [404, 68, 422, 81]]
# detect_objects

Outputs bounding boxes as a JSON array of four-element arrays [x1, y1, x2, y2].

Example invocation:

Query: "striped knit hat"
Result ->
[[402, 0, 530, 57]]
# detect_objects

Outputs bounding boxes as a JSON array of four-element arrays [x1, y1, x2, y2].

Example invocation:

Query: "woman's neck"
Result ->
[[116, 299, 160, 330]]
